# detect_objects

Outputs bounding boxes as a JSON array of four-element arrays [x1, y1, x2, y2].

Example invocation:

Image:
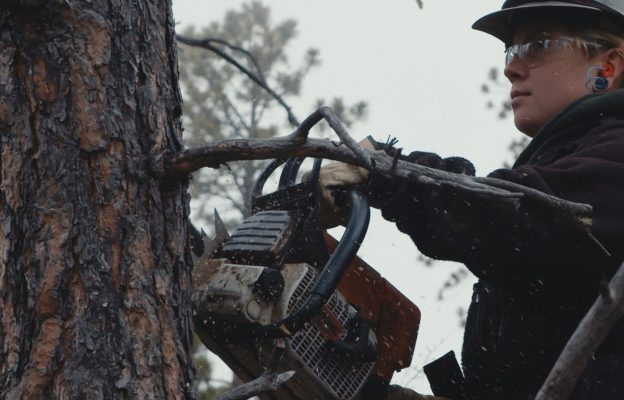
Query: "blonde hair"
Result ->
[[573, 24, 624, 88], [579, 30, 624, 54]]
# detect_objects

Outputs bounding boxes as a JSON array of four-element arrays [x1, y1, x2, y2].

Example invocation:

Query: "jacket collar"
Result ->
[[514, 89, 624, 166]]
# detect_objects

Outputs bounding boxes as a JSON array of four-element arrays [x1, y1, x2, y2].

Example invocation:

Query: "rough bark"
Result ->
[[0, 1, 194, 399]]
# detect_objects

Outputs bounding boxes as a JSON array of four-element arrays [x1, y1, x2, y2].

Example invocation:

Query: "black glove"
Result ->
[[368, 151, 476, 262], [367, 150, 475, 210]]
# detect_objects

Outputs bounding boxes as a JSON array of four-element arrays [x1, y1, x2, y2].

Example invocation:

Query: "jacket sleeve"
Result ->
[[377, 125, 624, 288]]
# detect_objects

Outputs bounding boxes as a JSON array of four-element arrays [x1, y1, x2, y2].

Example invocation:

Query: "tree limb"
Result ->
[[192, 37, 268, 85], [177, 35, 300, 127], [166, 106, 592, 232], [216, 341, 295, 400], [387, 385, 447, 400], [535, 261, 624, 400]]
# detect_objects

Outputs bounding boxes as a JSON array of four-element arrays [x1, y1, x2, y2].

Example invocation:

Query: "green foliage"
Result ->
[[178, 1, 367, 233]]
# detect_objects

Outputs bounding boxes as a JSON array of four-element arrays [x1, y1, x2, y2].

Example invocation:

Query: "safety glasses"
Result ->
[[505, 36, 608, 67]]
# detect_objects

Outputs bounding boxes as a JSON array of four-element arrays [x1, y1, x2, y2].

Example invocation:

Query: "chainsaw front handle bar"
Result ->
[[282, 189, 370, 334], [248, 156, 369, 338], [244, 188, 370, 340]]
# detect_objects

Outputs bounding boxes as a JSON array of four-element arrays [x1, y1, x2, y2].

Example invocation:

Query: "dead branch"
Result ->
[[216, 340, 295, 400], [166, 106, 592, 230], [177, 35, 300, 127], [386, 385, 447, 400], [535, 261, 624, 400]]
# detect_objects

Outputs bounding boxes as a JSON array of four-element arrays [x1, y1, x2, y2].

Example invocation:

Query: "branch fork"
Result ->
[[166, 107, 593, 233]]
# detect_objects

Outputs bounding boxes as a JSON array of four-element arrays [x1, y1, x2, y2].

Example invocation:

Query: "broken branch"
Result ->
[[166, 107, 592, 230], [216, 341, 295, 400]]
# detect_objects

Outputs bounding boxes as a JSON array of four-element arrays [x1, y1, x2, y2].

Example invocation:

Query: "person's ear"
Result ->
[[603, 48, 624, 89]]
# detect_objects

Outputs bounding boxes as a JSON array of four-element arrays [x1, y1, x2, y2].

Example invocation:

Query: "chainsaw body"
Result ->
[[192, 158, 421, 400]]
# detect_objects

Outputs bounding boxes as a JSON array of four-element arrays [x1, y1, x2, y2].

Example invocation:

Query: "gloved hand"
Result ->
[[365, 151, 479, 264], [310, 137, 376, 228], [309, 136, 476, 230]]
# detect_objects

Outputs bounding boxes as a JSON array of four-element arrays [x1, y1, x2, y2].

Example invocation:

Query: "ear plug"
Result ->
[[600, 63, 614, 77]]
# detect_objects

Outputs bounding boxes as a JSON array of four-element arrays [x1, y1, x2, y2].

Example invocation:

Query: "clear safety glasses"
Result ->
[[504, 36, 608, 67]]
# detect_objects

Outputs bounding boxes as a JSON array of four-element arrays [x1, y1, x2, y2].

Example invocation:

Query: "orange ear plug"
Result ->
[[601, 63, 614, 77]]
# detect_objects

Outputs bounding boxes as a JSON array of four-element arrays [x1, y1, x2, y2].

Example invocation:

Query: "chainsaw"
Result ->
[[191, 155, 421, 400]]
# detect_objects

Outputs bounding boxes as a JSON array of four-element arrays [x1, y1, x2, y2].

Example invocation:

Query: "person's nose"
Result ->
[[504, 57, 527, 83]]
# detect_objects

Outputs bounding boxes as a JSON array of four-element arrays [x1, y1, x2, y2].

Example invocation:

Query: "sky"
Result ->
[[172, 0, 519, 394]]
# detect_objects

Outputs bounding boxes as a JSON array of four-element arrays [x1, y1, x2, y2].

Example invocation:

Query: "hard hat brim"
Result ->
[[472, 2, 603, 45]]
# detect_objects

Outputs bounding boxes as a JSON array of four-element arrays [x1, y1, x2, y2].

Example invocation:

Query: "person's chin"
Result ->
[[514, 115, 539, 137]]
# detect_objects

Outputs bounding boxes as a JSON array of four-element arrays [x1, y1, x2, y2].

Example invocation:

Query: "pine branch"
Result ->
[[177, 35, 300, 127], [535, 261, 624, 400]]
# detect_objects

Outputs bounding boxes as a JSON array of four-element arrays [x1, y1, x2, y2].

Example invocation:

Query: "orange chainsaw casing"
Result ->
[[325, 234, 421, 384]]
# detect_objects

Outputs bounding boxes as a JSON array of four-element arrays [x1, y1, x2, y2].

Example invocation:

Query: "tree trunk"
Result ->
[[0, 1, 194, 399]]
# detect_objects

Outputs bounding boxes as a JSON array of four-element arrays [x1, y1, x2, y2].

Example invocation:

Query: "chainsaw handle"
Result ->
[[281, 189, 370, 333], [251, 157, 322, 200], [249, 156, 370, 336], [279, 157, 304, 189], [311, 189, 370, 301]]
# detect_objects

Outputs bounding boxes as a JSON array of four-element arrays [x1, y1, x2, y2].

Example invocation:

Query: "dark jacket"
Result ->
[[378, 89, 624, 399]]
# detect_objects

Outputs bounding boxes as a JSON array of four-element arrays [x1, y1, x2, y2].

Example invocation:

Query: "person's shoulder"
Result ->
[[569, 117, 624, 163], [559, 90, 624, 126], [585, 116, 624, 140]]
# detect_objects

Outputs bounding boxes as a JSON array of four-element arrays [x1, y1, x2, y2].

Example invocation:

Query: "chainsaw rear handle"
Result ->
[[281, 188, 370, 334]]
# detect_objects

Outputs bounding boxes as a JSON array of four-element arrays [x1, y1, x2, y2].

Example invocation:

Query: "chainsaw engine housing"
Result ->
[[192, 160, 420, 400], [194, 260, 377, 399]]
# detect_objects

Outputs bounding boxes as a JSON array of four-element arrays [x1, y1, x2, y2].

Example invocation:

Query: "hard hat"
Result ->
[[473, 1, 624, 44]]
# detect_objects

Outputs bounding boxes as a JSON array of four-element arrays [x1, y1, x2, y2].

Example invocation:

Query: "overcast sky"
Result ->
[[172, 0, 518, 394]]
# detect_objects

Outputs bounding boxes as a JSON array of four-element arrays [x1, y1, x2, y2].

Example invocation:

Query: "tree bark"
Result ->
[[0, 1, 194, 399]]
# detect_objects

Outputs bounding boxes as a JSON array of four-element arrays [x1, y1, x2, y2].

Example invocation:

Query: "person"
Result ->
[[316, 1, 624, 399]]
